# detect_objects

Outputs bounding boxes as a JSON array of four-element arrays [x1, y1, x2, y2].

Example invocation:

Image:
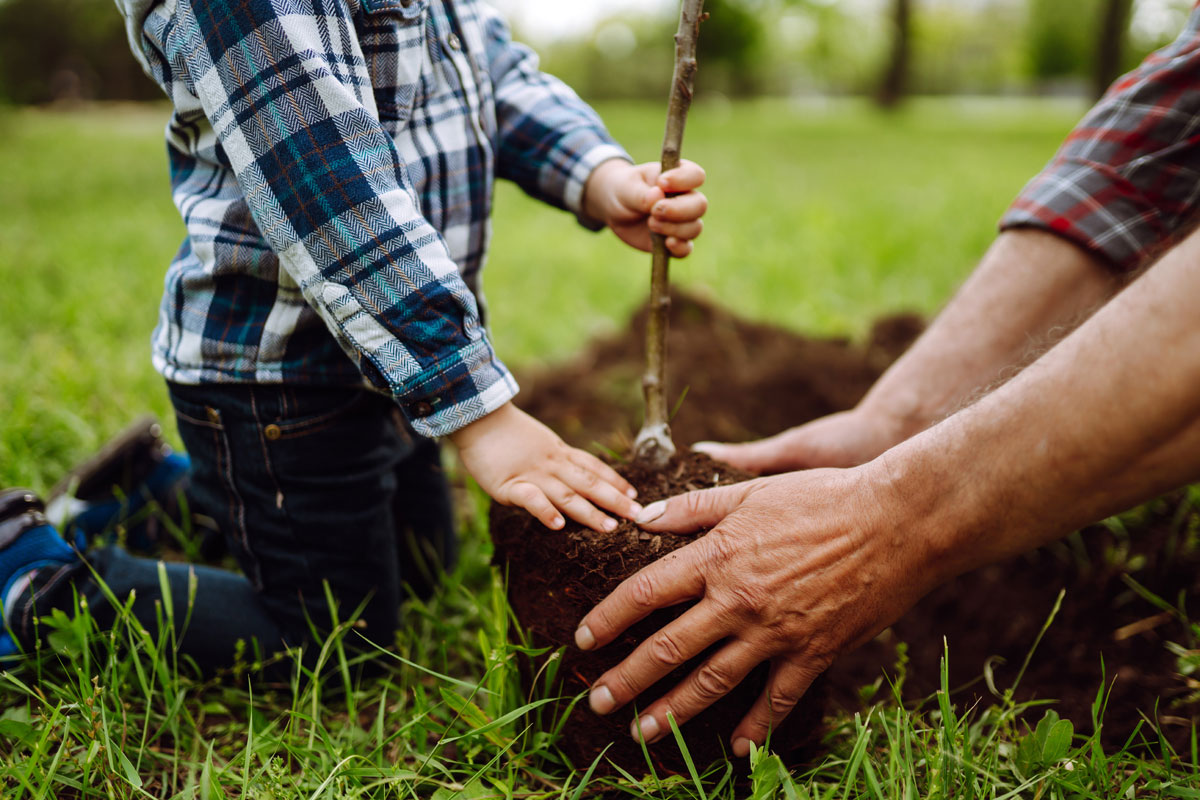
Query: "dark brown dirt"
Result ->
[[832, 496, 1200, 750], [498, 290, 1200, 765], [490, 451, 827, 775], [516, 290, 925, 452]]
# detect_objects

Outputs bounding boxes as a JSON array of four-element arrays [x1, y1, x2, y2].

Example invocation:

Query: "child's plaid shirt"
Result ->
[[115, 0, 628, 437]]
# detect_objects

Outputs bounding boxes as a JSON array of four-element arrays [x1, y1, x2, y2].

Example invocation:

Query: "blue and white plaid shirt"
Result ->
[[115, 0, 629, 437]]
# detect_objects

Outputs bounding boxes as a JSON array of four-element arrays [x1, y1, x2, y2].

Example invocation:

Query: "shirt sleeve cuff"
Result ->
[[392, 337, 520, 438], [999, 158, 1171, 273], [554, 142, 633, 232]]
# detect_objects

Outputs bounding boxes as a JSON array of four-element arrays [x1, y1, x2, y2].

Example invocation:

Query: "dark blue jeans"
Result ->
[[23, 382, 455, 674]]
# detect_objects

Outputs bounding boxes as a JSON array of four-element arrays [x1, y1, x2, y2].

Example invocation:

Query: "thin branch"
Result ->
[[634, 0, 706, 470]]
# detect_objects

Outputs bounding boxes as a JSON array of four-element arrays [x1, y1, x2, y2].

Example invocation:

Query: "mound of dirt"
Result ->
[[490, 452, 827, 775], [508, 291, 1200, 759], [515, 291, 924, 453]]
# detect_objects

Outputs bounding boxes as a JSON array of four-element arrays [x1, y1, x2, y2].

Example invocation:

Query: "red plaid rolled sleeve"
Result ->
[[1001, 5, 1200, 272]]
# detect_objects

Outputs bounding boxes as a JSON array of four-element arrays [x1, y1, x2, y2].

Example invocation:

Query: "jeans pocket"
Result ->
[[169, 388, 264, 589], [261, 385, 379, 440], [261, 389, 401, 492]]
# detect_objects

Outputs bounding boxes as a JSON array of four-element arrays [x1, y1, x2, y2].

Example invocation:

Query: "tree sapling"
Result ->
[[633, 0, 706, 470]]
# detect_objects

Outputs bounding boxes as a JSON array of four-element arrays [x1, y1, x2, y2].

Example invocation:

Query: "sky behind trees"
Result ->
[[494, 0, 1190, 46], [0, 0, 1193, 105]]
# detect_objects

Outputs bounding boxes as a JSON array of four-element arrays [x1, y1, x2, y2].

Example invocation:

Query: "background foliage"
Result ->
[[0, 0, 1194, 105]]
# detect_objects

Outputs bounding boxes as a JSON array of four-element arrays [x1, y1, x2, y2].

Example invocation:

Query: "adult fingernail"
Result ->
[[631, 715, 660, 743], [626, 487, 639, 499], [551, 516, 565, 529], [653, 202, 666, 215], [589, 685, 615, 715], [636, 501, 666, 524], [733, 737, 753, 758], [602, 517, 618, 532], [575, 624, 595, 650]]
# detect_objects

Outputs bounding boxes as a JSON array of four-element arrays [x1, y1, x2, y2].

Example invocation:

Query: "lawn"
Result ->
[[1, 97, 1075, 490], [3, 99, 1197, 797]]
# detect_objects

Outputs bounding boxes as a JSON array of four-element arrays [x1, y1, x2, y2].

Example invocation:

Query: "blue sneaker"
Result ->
[[45, 418, 192, 553], [0, 489, 79, 658]]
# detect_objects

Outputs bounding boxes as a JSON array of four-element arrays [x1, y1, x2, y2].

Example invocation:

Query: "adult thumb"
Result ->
[[636, 481, 755, 532], [693, 436, 797, 475]]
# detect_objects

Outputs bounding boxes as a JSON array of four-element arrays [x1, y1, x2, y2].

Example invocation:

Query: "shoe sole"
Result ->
[[0, 489, 42, 521], [47, 416, 167, 503]]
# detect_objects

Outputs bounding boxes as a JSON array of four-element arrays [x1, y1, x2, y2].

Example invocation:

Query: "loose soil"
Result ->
[[498, 290, 1200, 767], [516, 290, 924, 453], [490, 451, 828, 774]]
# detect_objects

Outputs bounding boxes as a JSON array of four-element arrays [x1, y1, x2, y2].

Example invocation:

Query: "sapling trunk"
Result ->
[[633, 0, 706, 470]]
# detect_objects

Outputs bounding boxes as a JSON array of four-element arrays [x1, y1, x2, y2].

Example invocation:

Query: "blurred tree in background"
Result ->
[[696, 0, 767, 96], [876, 0, 912, 108], [0, 0, 1192, 105], [0, 0, 159, 104], [1095, 0, 1136, 98]]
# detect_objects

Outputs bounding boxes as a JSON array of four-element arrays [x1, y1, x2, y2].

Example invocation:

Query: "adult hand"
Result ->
[[583, 158, 708, 258], [693, 407, 909, 474], [573, 465, 938, 756]]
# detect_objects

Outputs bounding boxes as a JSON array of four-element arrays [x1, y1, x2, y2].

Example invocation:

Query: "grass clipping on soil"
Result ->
[[489, 451, 826, 774]]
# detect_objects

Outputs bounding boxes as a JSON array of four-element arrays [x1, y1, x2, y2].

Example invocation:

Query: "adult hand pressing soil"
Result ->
[[575, 224, 1200, 755]]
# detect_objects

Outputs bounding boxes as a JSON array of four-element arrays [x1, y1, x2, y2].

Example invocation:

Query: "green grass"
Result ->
[[6, 99, 1198, 797], [1, 97, 1084, 490]]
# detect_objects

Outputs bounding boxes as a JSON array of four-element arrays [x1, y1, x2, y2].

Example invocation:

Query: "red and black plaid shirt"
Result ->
[[1002, 4, 1200, 272]]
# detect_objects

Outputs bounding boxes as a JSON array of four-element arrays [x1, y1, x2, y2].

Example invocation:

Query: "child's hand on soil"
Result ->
[[584, 158, 707, 258], [449, 402, 641, 532]]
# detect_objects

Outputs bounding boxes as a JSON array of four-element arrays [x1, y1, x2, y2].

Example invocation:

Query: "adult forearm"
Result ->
[[861, 229, 1121, 439], [878, 226, 1200, 583]]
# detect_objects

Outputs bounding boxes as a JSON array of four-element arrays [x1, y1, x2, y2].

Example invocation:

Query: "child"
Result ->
[[0, 0, 707, 668]]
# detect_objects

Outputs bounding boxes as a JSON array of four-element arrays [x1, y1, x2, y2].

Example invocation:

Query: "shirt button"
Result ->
[[264, 424, 282, 441], [410, 401, 435, 418], [205, 407, 221, 424], [447, 33, 462, 51]]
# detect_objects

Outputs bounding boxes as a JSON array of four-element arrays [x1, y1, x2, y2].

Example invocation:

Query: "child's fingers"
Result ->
[[666, 237, 694, 258], [648, 219, 703, 242], [545, 479, 619, 533], [507, 481, 565, 530], [658, 160, 706, 192], [652, 192, 708, 223], [616, 168, 664, 214], [570, 450, 638, 499], [567, 454, 644, 520]]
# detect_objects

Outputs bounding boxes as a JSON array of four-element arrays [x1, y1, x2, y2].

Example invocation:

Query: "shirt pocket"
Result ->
[[358, 0, 430, 127]]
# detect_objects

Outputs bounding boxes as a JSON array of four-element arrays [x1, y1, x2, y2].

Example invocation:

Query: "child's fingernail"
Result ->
[[589, 685, 616, 714], [602, 518, 618, 532], [636, 501, 667, 524], [631, 715, 660, 743], [733, 737, 753, 758], [575, 624, 596, 650]]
